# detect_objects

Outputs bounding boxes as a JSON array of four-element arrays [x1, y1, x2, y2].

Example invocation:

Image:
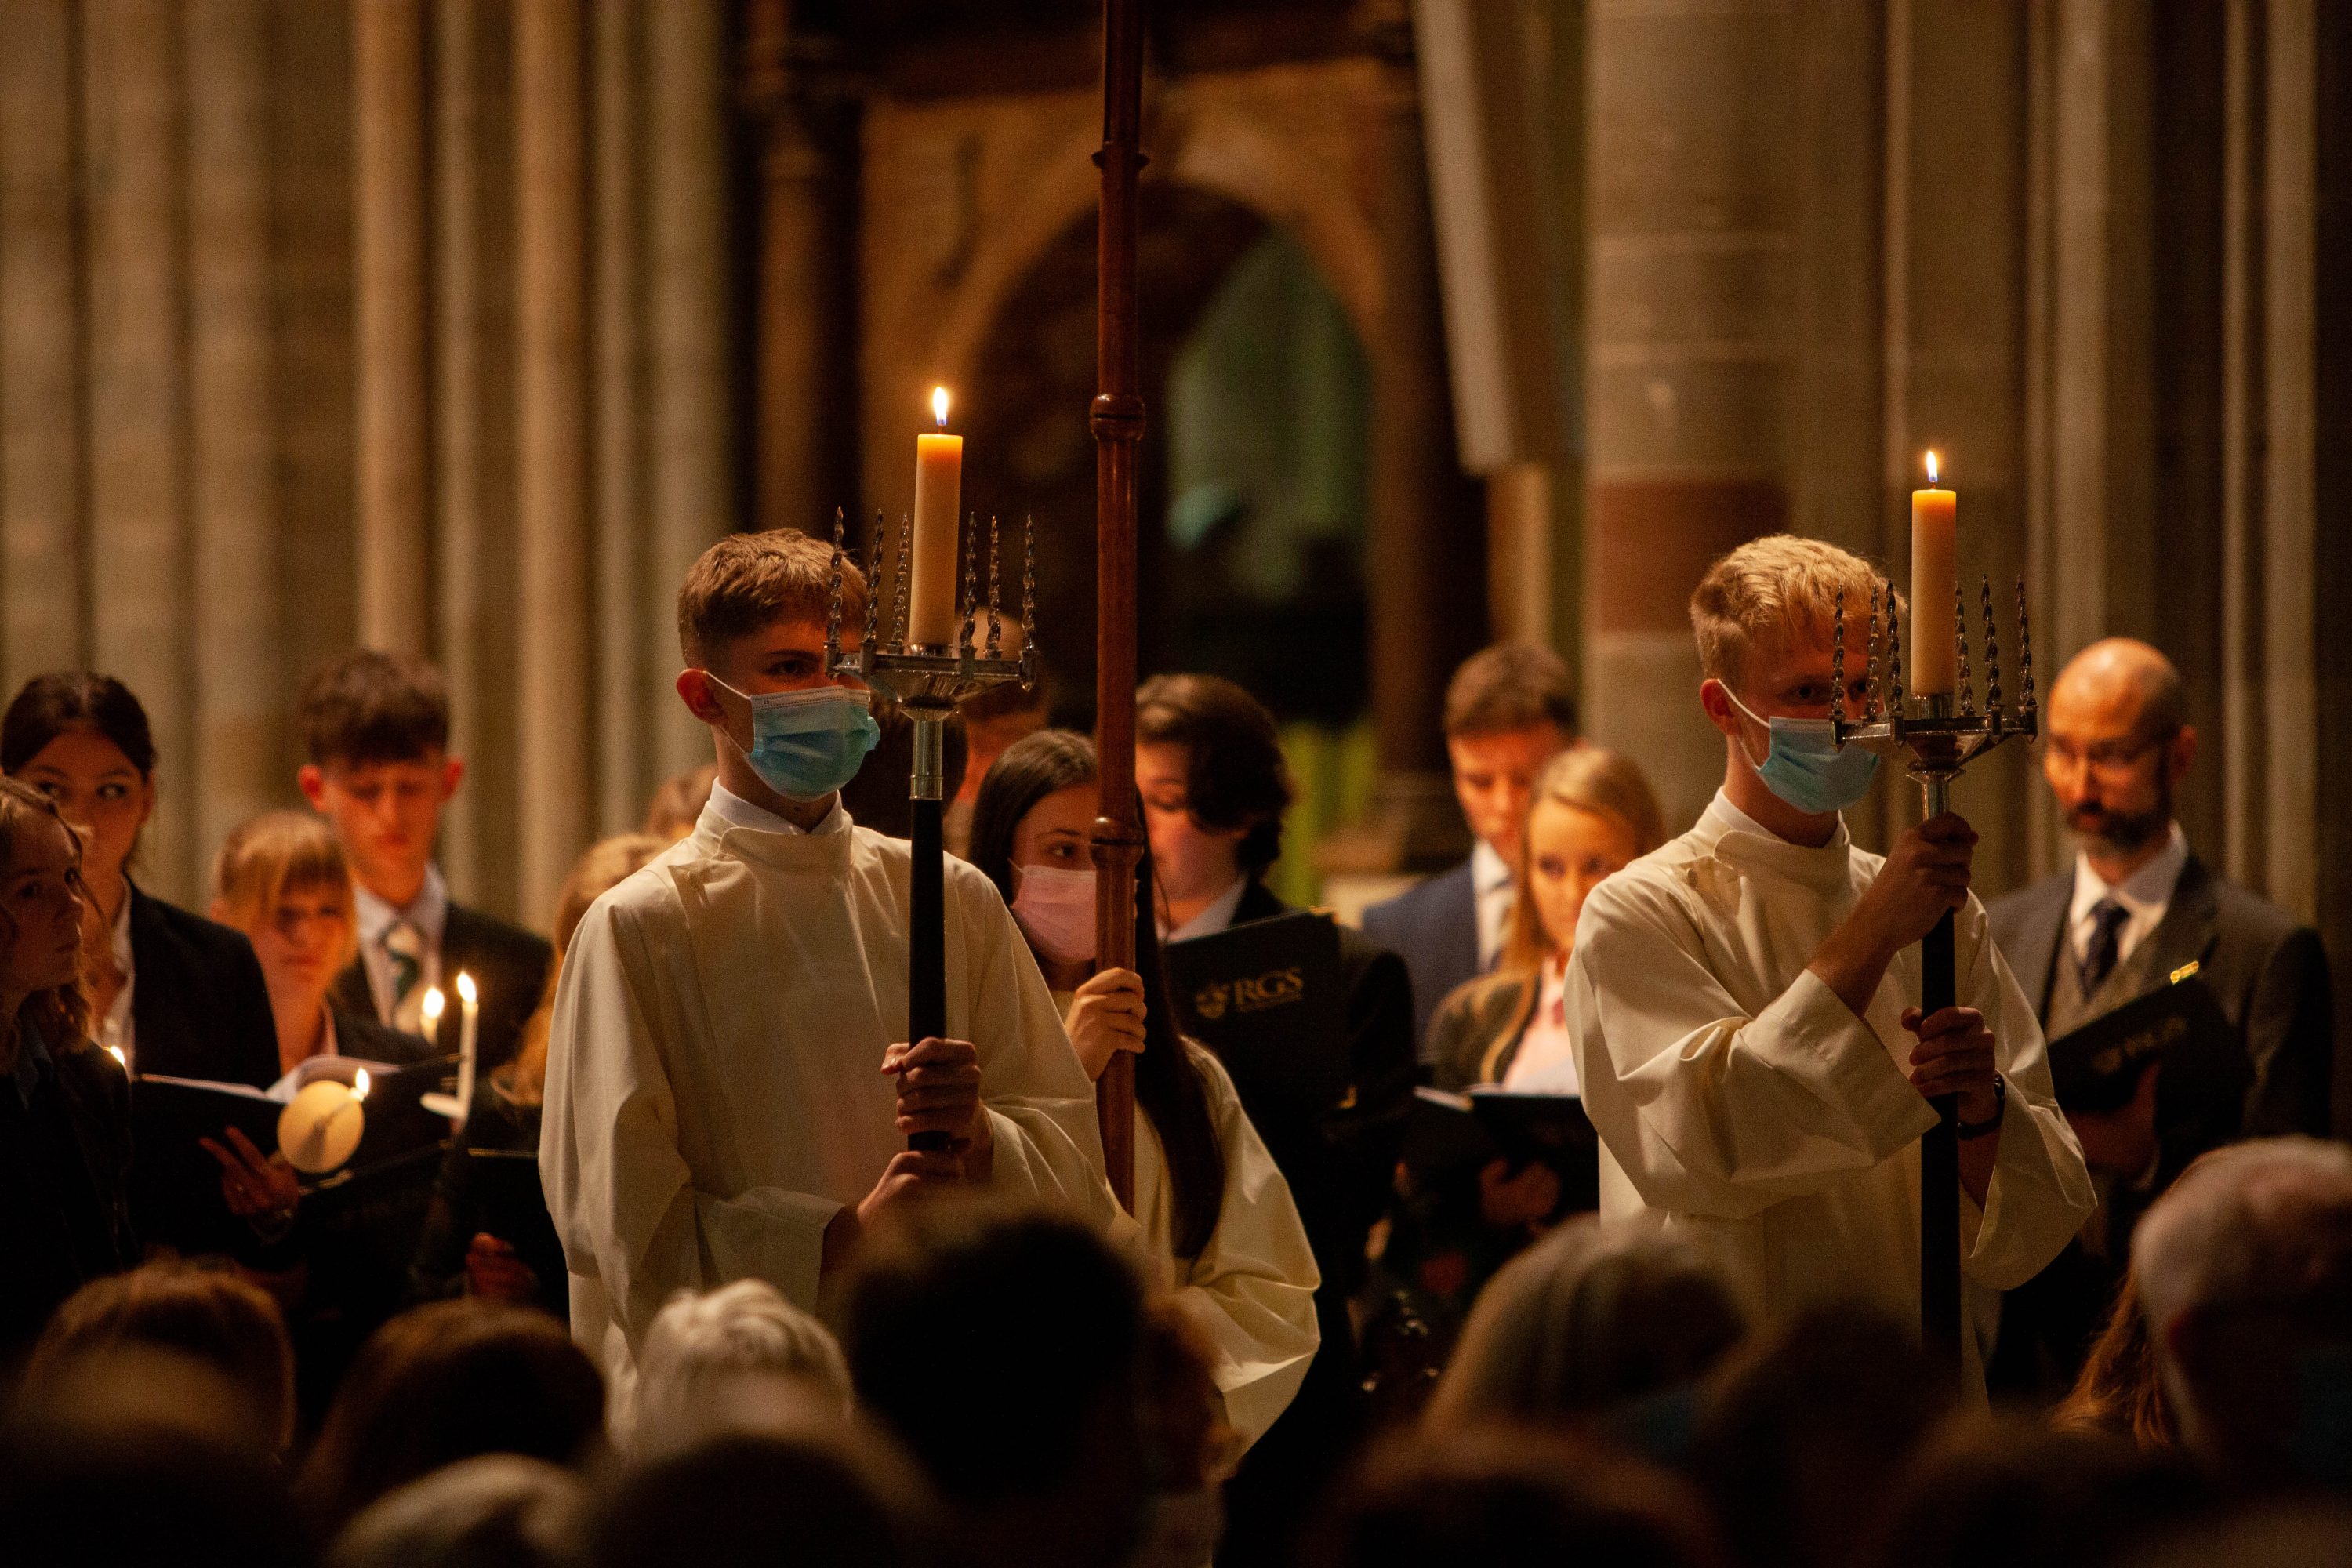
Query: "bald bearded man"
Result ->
[[1986, 637, 2337, 1392]]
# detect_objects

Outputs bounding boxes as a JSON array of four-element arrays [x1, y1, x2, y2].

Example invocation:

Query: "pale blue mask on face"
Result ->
[[1724, 687, 1880, 815], [710, 677, 880, 801]]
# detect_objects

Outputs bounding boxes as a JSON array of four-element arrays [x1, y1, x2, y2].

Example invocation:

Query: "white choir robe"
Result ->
[[1565, 795, 2096, 1401], [542, 805, 1119, 1417], [1098, 1027, 1321, 1451]]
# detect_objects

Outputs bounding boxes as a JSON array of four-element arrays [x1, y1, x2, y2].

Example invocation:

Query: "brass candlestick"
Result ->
[[1831, 574, 2038, 1386]]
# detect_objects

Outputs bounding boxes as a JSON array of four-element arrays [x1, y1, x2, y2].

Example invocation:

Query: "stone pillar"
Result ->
[[434, 0, 485, 900], [354, 0, 430, 654], [85, 0, 196, 898], [1359, 57, 1487, 870], [745, 0, 858, 544], [0, 0, 85, 684], [591, 0, 647, 835], [1584, 0, 1802, 835], [647, 0, 731, 775], [515, 0, 590, 921], [187, 0, 279, 867]]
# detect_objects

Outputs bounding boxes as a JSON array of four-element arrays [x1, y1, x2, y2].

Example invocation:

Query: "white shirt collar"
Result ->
[[707, 780, 849, 838], [2068, 822, 2189, 959], [1704, 789, 1788, 844], [356, 863, 450, 947], [1471, 838, 1513, 895], [1164, 874, 1250, 944]]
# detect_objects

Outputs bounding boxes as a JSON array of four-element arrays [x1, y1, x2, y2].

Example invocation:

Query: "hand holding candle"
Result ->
[[1911, 452, 1957, 699], [909, 387, 964, 649]]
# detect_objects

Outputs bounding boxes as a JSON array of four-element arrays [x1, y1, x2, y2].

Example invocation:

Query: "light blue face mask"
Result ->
[[710, 678, 880, 801], [1724, 687, 1880, 815]]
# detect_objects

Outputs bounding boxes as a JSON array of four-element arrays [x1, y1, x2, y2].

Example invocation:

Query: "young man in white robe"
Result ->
[[1566, 535, 2095, 1399], [541, 530, 1115, 1417]]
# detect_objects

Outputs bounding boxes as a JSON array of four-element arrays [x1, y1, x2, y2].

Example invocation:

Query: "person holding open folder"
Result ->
[[1396, 748, 1663, 1316], [968, 728, 1319, 1456]]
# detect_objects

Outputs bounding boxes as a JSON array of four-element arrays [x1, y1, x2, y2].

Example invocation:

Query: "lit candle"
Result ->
[[1910, 451, 1957, 697], [422, 984, 446, 1040], [909, 386, 964, 648], [455, 971, 480, 1119]]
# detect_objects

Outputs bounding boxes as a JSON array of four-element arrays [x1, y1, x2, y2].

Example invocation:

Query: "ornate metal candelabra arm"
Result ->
[[985, 517, 1003, 659], [1831, 590, 1847, 726], [1955, 585, 1974, 716]]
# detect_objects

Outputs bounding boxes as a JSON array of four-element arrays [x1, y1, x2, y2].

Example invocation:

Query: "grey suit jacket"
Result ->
[[1988, 853, 2338, 1145]]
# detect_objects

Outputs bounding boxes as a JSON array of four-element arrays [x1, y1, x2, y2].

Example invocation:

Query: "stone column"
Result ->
[[1359, 56, 1486, 870], [1584, 0, 1802, 835], [745, 0, 858, 545], [515, 0, 589, 921], [434, 0, 485, 899], [187, 0, 279, 866], [0, 0, 86, 684], [354, 0, 430, 654], [85, 0, 196, 897], [647, 0, 731, 775], [591, 0, 646, 835]]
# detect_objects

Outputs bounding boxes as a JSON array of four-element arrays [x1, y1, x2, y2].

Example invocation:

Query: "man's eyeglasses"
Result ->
[[2038, 733, 2169, 779]]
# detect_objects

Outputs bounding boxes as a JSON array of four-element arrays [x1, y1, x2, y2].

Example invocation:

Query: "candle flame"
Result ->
[[107, 1044, 127, 1071], [456, 971, 477, 1006], [1925, 450, 1940, 485], [931, 386, 950, 427], [353, 1068, 372, 1102], [422, 986, 446, 1024]]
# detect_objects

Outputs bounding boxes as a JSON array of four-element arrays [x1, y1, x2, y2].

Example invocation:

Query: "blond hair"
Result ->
[[211, 811, 360, 975], [501, 832, 667, 1107], [677, 528, 867, 668], [1471, 748, 1663, 1082], [1689, 534, 1900, 690]]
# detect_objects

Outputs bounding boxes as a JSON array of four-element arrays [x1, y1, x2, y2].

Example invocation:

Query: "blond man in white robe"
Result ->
[[542, 531, 1114, 1417], [1566, 535, 2095, 1399]]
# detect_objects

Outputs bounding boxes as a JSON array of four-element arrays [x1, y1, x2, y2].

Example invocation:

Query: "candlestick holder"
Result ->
[[824, 508, 1037, 1152], [1830, 573, 2038, 1387]]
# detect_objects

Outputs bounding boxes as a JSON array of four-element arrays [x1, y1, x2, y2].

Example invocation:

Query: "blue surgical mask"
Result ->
[[1724, 688, 1880, 815], [710, 678, 880, 801]]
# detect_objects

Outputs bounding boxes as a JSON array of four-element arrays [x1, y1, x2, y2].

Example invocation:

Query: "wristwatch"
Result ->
[[1955, 1073, 2006, 1141]]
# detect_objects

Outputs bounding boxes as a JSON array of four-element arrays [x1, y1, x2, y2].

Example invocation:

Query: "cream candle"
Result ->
[[909, 387, 964, 648], [455, 971, 480, 1118], [1910, 452, 1957, 697]]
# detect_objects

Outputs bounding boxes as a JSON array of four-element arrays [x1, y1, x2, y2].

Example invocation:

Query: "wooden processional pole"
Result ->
[[1090, 0, 1145, 1210]]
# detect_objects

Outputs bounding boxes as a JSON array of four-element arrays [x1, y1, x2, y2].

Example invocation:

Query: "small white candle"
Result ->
[[455, 971, 480, 1118]]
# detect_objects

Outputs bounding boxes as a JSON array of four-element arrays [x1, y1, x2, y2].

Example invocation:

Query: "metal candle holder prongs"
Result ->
[[822, 509, 1038, 802], [1831, 574, 2040, 814]]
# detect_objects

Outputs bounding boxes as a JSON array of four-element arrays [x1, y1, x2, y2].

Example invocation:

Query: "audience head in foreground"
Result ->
[[1426, 1216, 1745, 1431], [297, 1298, 605, 1534], [24, 1261, 295, 1457], [328, 1454, 583, 1568], [2132, 1136, 2352, 1486], [590, 1421, 932, 1568], [844, 1200, 1148, 1568], [632, 1279, 850, 1458]]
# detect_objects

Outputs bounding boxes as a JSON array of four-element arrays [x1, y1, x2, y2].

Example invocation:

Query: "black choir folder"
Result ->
[[2045, 966, 2247, 1116], [1163, 910, 1348, 1116], [132, 1057, 454, 1254], [1403, 1087, 1602, 1214]]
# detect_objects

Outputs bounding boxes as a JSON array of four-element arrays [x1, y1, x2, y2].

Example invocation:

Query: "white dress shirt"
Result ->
[[706, 780, 849, 839], [1163, 874, 1250, 944], [2067, 822, 2189, 971], [1472, 838, 1515, 972], [356, 862, 450, 1025]]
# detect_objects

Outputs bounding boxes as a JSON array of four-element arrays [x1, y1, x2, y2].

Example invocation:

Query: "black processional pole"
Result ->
[[826, 509, 1037, 1152], [1830, 572, 2037, 1388]]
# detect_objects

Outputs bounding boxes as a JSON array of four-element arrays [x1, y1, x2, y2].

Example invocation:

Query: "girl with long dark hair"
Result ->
[[969, 729, 1319, 1456]]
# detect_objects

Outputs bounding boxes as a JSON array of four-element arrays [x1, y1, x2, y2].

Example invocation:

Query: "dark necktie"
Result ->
[[2078, 898, 2130, 996]]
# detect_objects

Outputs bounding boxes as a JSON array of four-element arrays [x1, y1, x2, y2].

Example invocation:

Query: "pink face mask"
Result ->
[[1012, 864, 1098, 967]]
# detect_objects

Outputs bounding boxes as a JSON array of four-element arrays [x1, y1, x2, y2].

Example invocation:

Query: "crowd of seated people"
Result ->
[[0, 590, 2345, 1567]]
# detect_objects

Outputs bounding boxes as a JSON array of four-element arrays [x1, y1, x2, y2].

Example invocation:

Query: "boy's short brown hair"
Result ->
[[1689, 534, 1900, 690], [1443, 644, 1579, 740], [1134, 673, 1294, 876], [299, 650, 449, 766], [677, 528, 869, 668]]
